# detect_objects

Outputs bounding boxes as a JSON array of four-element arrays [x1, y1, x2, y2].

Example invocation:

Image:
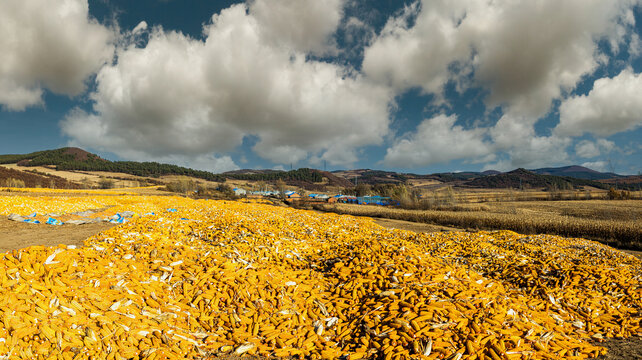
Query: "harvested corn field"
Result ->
[[0, 194, 640, 359], [316, 202, 642, 250]]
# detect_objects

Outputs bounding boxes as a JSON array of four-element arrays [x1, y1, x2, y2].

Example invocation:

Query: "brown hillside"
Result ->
[[0, 167, 81, 189], [316, 170, 354, 188], [600, 175, 642, 185], [62, 147, 103, 162]]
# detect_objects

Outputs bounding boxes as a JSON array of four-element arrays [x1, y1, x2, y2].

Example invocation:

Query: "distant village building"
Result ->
[[357, 196, 396, 206], [284, 191, 301, 199], [249, 190, 281, 197], [233, 188, 247, 196], [336, 195, 358, 204]]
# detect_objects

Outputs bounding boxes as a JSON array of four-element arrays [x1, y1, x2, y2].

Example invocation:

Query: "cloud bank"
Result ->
[[366, 0, 639, 169], [557, 69, 642, 137], [249, 0, 344, 55], [575, 139, 615, 159], [62, 2, 392, 168], [384, 115, 491, 167], [364, 0, 635, 115], [0, 0, 114, 110], [1, 0, 639, 172]]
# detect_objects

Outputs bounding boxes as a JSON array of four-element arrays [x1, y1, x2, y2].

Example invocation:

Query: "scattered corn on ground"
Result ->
[[0, 186, 159, 196], [0, 194, 640, 360]]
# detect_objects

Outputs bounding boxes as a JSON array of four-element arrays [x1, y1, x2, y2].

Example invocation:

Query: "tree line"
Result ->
[[227, 168, 323, 182]]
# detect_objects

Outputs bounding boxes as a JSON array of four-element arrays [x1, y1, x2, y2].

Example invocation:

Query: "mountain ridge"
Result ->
[[530, 165, 622, 180], [0, 148, 350, 189], [464, 168, 609, 190], [1, 148, 638, 190]]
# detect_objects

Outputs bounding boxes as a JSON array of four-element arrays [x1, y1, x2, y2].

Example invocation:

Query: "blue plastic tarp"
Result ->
[[46, 217, 63, 226], [109, 214, 126, 224]]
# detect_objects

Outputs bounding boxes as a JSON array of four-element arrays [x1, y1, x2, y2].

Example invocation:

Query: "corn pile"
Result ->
[[0, 195, 188, 224], [0, 195, 165, 218], [0, 195, 640, 360], [0, 186, 158, 195]]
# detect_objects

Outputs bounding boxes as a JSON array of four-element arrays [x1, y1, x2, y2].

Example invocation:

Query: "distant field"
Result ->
[[317, 200, 642, 250], [1, 164, 101, 182], [417, 187, 642, 203]]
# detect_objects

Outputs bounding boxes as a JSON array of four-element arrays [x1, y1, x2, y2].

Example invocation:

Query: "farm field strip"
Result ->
[[317, 201, 642, 250], [0, 194, 639, 359]]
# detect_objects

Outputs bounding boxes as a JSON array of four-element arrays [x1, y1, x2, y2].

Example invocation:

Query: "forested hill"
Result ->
[[0, 148, 341, 185], [0, 147, 105, 166], [0, 147, 226, 181], [223, 168, 353, 187], [464, 168, 609, 189]]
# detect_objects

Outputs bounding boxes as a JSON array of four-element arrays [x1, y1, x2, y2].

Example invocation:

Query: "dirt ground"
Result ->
[[0, 217, 115, 252], [594, 336, 642, 359]]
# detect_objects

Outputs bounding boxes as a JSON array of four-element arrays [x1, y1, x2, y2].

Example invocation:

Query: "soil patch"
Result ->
[[0, 218, 116, 252], [595, 336, 642, 360]]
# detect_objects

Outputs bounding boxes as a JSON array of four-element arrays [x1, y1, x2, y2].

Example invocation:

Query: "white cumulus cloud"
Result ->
[[362, 2, 470, 97], [0, 0, 114, 110], [249, 0, 344, 55], [575, 139, 615, 158], [484, 112, 570, 169], [581, 161, 609, 172], [62, 4, 392, 169], [160, 154, 239, 174], [384, 114, 491, 167], [364, 0, 636, 117], [364, 0, 639, 171], [504, 136, 572, 169], [556, 69, 642, 137], [630, 33, 641, 58]]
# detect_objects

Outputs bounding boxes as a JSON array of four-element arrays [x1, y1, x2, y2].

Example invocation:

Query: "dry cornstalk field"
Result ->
[[0, 193, 640, 360], [317, 200, 642, 250]]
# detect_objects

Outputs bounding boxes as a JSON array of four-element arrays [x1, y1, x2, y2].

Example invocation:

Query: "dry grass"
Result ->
[[490, 200, 642, 221], [316, 200, 642, 250], [422, 188, 625, 203], [0, 164, 149, 188], [0, 164, 94, 181]]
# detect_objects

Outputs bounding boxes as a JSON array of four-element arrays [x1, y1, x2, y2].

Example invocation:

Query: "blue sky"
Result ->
[[0, 0, 641, 175]]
